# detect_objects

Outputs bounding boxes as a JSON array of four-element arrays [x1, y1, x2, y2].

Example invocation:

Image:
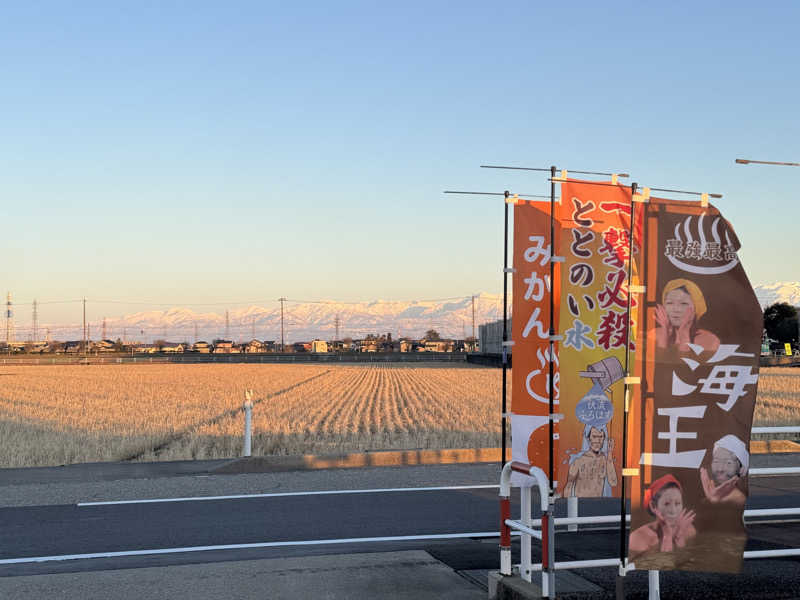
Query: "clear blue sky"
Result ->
[[2, 1, 798, 324]]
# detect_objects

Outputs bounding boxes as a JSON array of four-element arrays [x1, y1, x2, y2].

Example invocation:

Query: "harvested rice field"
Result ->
[[0, 364, 795, 468]]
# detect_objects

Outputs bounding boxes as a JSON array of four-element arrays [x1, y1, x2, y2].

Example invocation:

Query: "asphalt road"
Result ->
[[0, 459, 799, 599], [0, 473, 798, 573]]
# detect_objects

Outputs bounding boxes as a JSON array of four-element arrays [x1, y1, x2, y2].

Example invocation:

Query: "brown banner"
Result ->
[[511, 199, 560, 479], [627, 197, 762, 572]]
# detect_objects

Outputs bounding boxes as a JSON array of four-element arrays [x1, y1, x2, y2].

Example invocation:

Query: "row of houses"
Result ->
[[2, 337, 479, 354]]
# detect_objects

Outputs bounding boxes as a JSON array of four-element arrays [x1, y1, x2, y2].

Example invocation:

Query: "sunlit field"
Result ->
[[0, 364, 795, 468]]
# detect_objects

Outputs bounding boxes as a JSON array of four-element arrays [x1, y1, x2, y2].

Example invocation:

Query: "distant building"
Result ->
[[310, 339, 328, 353], [134, 343, 159, 354], [161, 342, 186, 353], [212, 340, 238, 354], [243, 339, 265, 353], [400, 339, 411, 353], [479, 318, 511, 355], [63, 341, 83, 354], [192, 341, 212, 353]]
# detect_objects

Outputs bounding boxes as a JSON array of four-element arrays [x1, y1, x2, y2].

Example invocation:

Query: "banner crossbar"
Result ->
[[481, 165, 629, 177], [443, 190, 551, 198]]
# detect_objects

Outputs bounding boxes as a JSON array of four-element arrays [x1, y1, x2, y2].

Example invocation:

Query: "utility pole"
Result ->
[[251, 316, 256, 340], [334, 314, 340, 342], [225, 310, 230, 340], [194, 322, 198, 343], [102, 317, 107, 340], [82, 298, 87, 356], [5, 292, 13, 344], [471, 295, 476, 341], [735, 156, 800, 354], [278, 297, 287, 351], [32, 300, 38, 342]]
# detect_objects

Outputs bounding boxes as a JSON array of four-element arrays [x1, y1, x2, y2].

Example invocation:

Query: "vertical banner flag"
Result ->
[[511, 199, 560, 481], [627, 197, 761, 572], [556, 180, 640, 499]]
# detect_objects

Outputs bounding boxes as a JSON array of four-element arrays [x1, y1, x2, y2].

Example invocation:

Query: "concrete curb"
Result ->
[[211, 437, 796, 475], [211, 447, 503, 474]]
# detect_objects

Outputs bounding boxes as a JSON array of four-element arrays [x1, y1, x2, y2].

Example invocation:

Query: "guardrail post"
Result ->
[[568, 496, 578, 532], [499, 463, 512, 576], [546, 493, 556, 598], [242, 390, 253, 457], [648, 570, 660, 599], [521, 485, 532, 582]]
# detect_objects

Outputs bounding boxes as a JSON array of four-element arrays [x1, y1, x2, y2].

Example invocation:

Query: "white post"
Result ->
[[648, 570, 660, 600], [547, 495, 556, 599], [243, 389, 253, 457], [521, 486, 532, 582], [568, 496, 578, 532]]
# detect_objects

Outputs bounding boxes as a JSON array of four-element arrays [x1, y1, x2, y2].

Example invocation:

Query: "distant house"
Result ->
[[292, 342, 311, 353], [192, 341, 211, 353], [420, 340, 452, 352], [212, 340, 238, 354], [243, 339, 265, 353], [262, 340, 277, 352], [161, 342, 186, 353], [94, 339, 116, 352], [63, 341, 83, 354], [310, 339, 328, 353], [134, 343, 158, 354], [356, 339, 378, 352]]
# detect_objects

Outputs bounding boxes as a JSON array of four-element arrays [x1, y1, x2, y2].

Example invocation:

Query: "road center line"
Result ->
[[77, 484, 500, 507], [0, 531, 507, 565]]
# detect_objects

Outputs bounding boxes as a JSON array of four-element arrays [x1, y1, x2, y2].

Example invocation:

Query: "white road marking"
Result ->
[[0, 531, 512, 565], [77, 484, 500, 507]]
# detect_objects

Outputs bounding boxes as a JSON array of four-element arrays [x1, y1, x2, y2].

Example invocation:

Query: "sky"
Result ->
[[2, 1, 799, 327]]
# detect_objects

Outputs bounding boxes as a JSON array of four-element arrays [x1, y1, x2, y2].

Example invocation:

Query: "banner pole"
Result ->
[[617, 181, 638, 599], [502, 191, 510, 470], [548, 166, 557, 496]]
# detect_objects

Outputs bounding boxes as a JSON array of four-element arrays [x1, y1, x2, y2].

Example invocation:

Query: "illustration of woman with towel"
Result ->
[[655, 278, 720, 353], [629, 474, 697, 557], [700, 434, 748, 507]]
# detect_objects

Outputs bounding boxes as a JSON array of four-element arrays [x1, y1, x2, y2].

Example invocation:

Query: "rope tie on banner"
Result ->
[[632, 187, 651, 203]]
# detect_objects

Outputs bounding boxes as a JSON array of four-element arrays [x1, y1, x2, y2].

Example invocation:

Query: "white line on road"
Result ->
[[77, 484, 500, 507], [0, 531, 509, 565]]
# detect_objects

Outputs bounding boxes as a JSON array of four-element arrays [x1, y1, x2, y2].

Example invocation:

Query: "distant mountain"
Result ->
[[38, 282, 799, 343], [76, 293, 506, 344], [753, 281, 800, 309]]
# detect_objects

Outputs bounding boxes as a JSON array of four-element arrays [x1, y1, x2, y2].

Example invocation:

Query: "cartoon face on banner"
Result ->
[[627, 198, 761, 574]]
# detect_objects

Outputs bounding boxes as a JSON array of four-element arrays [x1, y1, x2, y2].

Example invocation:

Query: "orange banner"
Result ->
[[555, 180, 640, 499], [627, 197, 761, 572], [510, 199, 561, 478]]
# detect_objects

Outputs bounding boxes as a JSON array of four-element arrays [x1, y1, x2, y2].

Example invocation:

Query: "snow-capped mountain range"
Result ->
[[753, 281, 800, 310], [59, 293, 506, 343], [31, 282, 800, 343]]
